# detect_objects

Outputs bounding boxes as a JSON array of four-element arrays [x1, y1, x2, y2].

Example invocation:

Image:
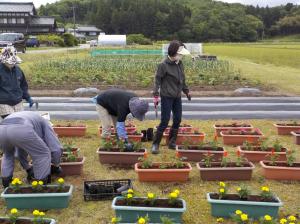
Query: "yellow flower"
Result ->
[[219, 182, 226, 188], [137, 217, 146, 224], [57, 178, 64, 184], [264, 215, 272, 221], [33, 210, 40, 216], [128, 189, 134, 194], [17, 180, 22, 185], [241, 213, 248, 221], [216, 217, 224, 223], [38, 181, 43, 185], [174, 189, 180, 195], [235, 210, 242, 215], [127, 193, 133, 199], [39, 211, 45, 216], [279, 218, 287, 224], [10, 208, 18, 215], [169, 192, 178, 199], [32, 181, 38, 187], [219, 188, 225, 193], [288, 215, 297, 221], [237, 187, 241, 192], [111, 217, 118, 223], [147, 193, 154, 199], [261, 186, 270, 192]]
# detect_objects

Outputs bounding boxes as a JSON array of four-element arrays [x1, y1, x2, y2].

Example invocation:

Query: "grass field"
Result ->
[[1, 120, 299, 224]]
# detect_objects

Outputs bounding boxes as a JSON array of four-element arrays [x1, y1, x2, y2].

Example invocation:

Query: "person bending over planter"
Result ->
[[93, 89, 149, 150], [0, 111, 63, 188], [0, 46, 35, 183], [151, 40, 191, 154]]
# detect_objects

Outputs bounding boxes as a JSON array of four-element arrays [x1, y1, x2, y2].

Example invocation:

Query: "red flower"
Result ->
[[207, 150, 211, 156], [223, 151, 228, 157], [144, 152, 148, 159], [271, 149, 275, 155], [176, 151, 180, 158], [236, 150, 241, 157], [214, 134, 218, 142]]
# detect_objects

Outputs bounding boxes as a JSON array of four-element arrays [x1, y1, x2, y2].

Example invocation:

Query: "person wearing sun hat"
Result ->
[[151, 40, 191, 154], [92, 89, 149, 150]]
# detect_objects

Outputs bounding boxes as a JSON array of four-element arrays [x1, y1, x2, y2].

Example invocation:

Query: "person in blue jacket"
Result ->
[[93, 89, 149, 149]]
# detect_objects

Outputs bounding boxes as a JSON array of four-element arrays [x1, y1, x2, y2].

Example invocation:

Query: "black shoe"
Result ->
[[141, 130, 147, 142], [147, 128, 154, 141], [151, 130, 163, 154], [168, 128, 178, 150], [2, 176, 13, 188], [26, 167, 35, 182]]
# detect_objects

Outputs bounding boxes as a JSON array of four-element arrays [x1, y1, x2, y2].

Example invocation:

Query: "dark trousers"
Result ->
[[157, 96, 182, 133], [1, 114, 9, 119]]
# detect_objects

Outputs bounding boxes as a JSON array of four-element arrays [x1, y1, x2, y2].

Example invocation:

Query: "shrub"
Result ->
[[127, 34, 152, 45], [62, 33, 78, 47], [37, 34, 65, 47]]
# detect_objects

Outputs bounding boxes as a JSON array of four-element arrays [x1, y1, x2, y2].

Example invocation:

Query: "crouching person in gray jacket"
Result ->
[[0, 111, 63, 188]]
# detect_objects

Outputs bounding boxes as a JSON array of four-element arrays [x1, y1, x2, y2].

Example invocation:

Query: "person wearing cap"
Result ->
[[93, 89, 149, 149], [151, 40, 191, 154], [0, 111, 63, 188], [0, 46, 35, 181]]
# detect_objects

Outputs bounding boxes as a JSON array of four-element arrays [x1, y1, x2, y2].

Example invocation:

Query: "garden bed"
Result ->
[[260, 161, 300, 180], [60, 157, 85, 176], [53, 124, 87, 137], [164, 132, 205, 145], [237, 146, 287, 162], [176, 145, 224, 162], [274, 123, 300, 135], [214, 123, 253, 137], [220, 129, 264, 145]]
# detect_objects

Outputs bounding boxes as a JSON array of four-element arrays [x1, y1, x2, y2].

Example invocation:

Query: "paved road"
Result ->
[[23, 97, 300, 120]]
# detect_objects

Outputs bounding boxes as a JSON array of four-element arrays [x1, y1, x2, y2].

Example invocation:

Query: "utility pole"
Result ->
[[71, 4, 77, 36]]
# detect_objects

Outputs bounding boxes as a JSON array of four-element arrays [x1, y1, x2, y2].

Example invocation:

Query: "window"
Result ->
[[89, 32, 97, 36], [16, 18, 25, 24], [0, 18, 7, 24], [7, 18, 16, 24]]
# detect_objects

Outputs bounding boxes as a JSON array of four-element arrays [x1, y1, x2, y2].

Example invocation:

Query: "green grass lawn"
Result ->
[[1, 120, 299, 224]]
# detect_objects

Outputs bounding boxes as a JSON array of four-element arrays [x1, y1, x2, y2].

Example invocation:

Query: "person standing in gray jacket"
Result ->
[[0, 111, 63, 188], [151, 40, 191, 154]]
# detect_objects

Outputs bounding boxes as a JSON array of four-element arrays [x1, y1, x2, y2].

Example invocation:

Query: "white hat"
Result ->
[[0, 46, 22, 65], [177, 46, 190, 55]]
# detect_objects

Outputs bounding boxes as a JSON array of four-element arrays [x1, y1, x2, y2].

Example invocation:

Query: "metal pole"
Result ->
[[71, 5, 76, 36]]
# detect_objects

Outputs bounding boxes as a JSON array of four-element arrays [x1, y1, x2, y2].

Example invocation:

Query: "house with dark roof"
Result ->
[[0, 2, 57, 34], [67, 25, 103, 40]]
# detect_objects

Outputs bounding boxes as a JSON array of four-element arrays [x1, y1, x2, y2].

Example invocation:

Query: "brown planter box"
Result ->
[[291, 131, 300, 145], [274, 124, 300, 135], [176, 145, 224, 162], [214, 124, 253, 137], [53, 125, 87, 137], [97, 148, 146, 167], [156, 125, 194, 134], [60, 157, 85, 176], [164, 133, 205, 145], [196, 162, 255, 181], [237, 146, 287, 162], [135, 162, 192, 182], [220, 130, 263, 146], [98, 125, 137, 135], [260, 161, 300, 180]]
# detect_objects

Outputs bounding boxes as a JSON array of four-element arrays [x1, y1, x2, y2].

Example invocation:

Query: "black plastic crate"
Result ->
[[84, 179, 132, 201]]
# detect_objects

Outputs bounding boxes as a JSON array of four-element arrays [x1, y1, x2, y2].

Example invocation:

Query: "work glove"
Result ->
[[91, 95, 97, 104], [153, 96, 159, 106], [51, 165, 63, 175], [27, 97, 34, 108], [185, 92, 191, 101]]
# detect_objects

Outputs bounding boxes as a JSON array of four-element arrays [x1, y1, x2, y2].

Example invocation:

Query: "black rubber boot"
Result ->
[[168, 128, 178, 150], [151, 130, 164, 154], [26, 167, 35, 182], [2, 176, 13, 188]]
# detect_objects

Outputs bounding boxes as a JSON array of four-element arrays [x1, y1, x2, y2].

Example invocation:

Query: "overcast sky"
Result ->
[[2, 0, 300, 7]]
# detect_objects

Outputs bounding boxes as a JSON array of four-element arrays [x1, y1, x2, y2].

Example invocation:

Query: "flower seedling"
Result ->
[[235, 150, 244, 167], [221, 150, 229, 167], [218, 182, 227, 199], [237, 185, 250, 200], [216, 217, 224, 223], [57, 178, 65, 191], [122, 188, 134, 205], [146, 192, 156, 206], [286, 150, 296, 167], [137, 215, 149, 224], [160, 216, 175, 224], [232, 210, 249, 224], [32, 180, 44, 192], [111, 216, 122, 224], [266, 149, 279, 166], [9, 208, 18, 224], [168, 189, 180, 206], [10, 178, 22, 192], [259, 215, 276, 224], [260, 186, 274, 201], [101, 137, 114, 151], [138, 157, 152, 169], [273, 140, 283, 152], [202, 151, 214, 167], [32, 210, 46, 224]]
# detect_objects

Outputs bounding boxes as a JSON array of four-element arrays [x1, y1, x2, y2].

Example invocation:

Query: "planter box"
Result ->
[[237, 146, 287, 162], [99, 125, 137, 135], [220, 130, 263, 146], [97, 149, 146, 167], [291, 131, 300, 145], [207, 193, 282, 218], [196, 162, 255, 181], [0, 217, 56, 224], [274, 123, 300, 135], [135, 162, 192, 182], [1, 185, 73, 209], [60, 157, 85, 176], [53, 125, 87, 137], [156, 125, 193, 134], [176, 145, 224, 162], [214, 124, 253, 137], [112, 196, 186, 223], [260, 161, 300, 180], [164, 133, 205, 145]]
